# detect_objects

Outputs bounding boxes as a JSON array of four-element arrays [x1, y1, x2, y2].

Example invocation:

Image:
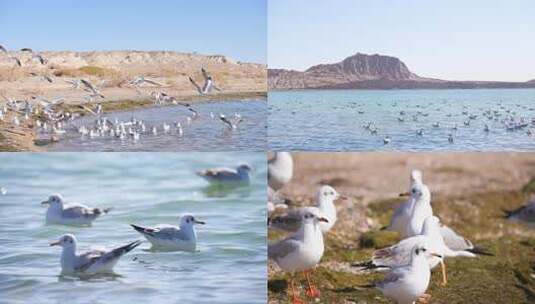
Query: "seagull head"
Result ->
[[180, 214, 205, 227], [410, 170, 423, 185], [412, 244, 442, 260], [316, 185, 343, 204], [41, 193, 64, 207], [237, 163, 253, 174], [50, 234, 77, 249]]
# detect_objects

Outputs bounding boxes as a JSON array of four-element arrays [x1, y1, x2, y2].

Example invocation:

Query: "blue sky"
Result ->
[[269, 0, 535, 81], [0, 0, 266, 63]]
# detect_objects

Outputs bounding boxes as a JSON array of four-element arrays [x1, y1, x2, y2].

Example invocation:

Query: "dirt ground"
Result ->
[[269, 152, 535, 304]]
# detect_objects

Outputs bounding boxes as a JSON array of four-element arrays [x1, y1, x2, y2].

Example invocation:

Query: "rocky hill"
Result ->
[[268, 52, 535, 90]]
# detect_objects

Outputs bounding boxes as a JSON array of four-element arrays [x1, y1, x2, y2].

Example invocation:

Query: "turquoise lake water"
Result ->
[[269, 89, 535, 151]]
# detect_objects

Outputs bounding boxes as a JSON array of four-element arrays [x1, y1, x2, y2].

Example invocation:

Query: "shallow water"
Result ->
[[269, 89, 535, 151], [0, 153, 266, 304], [48, 100, 267, 152]]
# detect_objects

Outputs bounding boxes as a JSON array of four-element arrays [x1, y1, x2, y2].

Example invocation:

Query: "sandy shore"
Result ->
[[0, 50, 266, 151]]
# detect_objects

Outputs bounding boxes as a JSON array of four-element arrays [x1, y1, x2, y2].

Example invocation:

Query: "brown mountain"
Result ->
[[268, 53, 535, 90]]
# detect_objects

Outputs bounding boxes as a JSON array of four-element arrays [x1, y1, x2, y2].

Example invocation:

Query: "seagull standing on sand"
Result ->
[[189, 67, 221, 95], [41, 193, 111, 226], [131, 214, 205, 251], [196, 163, 253, 185], [269, 185, 342, 233], [268, 152, 293, 191], [50, 234, 141, 275], [373, 245, 439, 304], [268, 208, 328, 302]]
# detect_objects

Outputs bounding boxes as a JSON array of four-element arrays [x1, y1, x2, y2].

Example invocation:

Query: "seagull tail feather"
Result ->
[[130, 224, 153, 236], [467, 246, 494, 256]]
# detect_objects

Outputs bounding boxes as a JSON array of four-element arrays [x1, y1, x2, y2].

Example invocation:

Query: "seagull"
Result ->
[[383, 136, 391, 144], [41, 193, 111, 226], [268, 208, 328, 302], [20, 48, 47, 64], [0, 187, 7, 195], [373, 245, 439, 304], [50, 234, 141, 275], [269, 185, 342, 233], [80, 79, 105, 99], [189, 67, 221, 95], [0, 44, 7, 53], [129, 76, 162, 87], [268, 152, 293, 191], [356, 216, 487, 286], [383, 170, 423, 235], [219, 114, 242, 130], [131, 214, 205, 251], [448, 133, 454, 143], [196, 163, 252, 185], [404, 179, 433, 238]]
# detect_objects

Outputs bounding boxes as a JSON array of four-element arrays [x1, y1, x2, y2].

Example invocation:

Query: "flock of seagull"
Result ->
[[349, 100, 535, 145], [8, 162, 253, 276], [266, 153, 534, 304], [0, 44, 245, 147]]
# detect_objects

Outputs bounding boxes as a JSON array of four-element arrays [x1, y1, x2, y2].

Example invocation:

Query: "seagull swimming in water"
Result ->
[[41, 193, 112, 226], [196, 163, 253, 185], [131, 214, 205, 251], [50, 234, 141, 275]]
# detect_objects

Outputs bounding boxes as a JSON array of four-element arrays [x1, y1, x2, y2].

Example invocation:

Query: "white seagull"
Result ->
[[268, 207, 328, 301], [383, 170, 424, 235], [50, 234, 141, 275], [219, 114, 243, 130], [41, 193, 111, 226], [269, 185, 342, 233], [131, 214, 205, 251], [373, 245, 439, 304], [196, 163, 252, 185], [268, 152, 293, 191], [189, 67, 221, 95], [356, 216, 490, 286]]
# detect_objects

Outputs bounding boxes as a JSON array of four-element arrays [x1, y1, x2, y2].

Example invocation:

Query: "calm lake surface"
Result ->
[[48, 100, 266, 152], [269, 89, 535, 151], [0, 153, 266, 304]]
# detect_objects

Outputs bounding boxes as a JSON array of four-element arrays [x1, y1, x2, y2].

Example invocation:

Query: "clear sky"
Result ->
[[0, 0, 266, 64], [268, 0, 535, 82]]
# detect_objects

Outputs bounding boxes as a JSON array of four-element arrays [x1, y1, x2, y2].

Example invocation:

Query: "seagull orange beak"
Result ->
[[318, 217, 329, 223], [431, 252, 443, 258], [49, 241, 60, 246]]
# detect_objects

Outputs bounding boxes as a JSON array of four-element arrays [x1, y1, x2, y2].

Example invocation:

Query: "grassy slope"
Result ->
[[268, 180, 535, 303]]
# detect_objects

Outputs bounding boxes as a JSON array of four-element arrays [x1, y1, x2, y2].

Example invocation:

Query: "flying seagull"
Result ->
[[189, 67, 221, 95]]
